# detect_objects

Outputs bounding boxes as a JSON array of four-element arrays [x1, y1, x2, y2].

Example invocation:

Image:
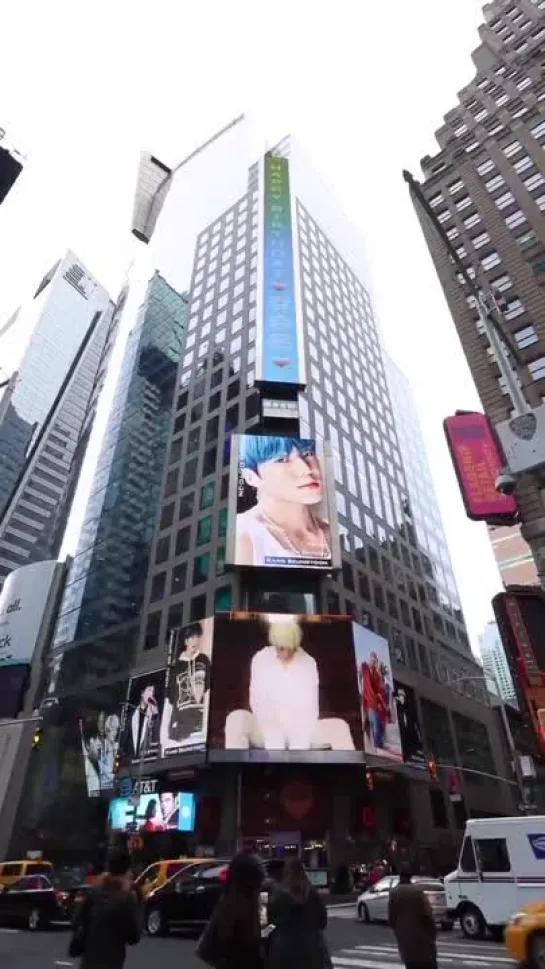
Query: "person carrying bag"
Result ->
[[266, 858, 332, 969]]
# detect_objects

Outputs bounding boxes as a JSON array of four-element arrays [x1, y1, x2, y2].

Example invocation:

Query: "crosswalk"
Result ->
[[332, 940, 515, 968]]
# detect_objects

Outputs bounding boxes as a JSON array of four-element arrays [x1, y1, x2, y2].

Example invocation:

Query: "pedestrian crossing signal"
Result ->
[[428, 758, 438, 781], [366, 769, 374, 792]]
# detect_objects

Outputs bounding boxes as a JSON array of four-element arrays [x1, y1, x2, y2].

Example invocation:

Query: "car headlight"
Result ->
[[508, 913, 527, 926]]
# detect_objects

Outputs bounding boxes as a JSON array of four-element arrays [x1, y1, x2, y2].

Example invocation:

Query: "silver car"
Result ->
[[357, 876, 452, 930]]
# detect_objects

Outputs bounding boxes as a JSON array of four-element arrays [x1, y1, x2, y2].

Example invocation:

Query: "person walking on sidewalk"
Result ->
[[197, 853, 264, 969], [69, 848, 141, 969], [388, 869, 438, 969]]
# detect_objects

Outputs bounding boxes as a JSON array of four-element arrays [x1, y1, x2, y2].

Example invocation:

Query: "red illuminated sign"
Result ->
[[443, 412, 517, 524]]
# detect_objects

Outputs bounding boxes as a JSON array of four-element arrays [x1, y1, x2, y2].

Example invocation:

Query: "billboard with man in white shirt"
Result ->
[[207, 612, 363, 763]]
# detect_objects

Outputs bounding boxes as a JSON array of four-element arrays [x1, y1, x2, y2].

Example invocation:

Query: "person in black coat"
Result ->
[[266, 858, 331, 969], [70, 849, 141, 969], [197, 853, 264, 969]]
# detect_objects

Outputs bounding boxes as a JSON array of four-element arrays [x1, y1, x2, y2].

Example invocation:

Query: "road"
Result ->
[[0, 906, 514, 968]]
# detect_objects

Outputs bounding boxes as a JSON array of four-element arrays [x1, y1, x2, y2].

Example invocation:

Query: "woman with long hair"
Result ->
[[266, 857, 331, 969], [197, 853, 264, 969]]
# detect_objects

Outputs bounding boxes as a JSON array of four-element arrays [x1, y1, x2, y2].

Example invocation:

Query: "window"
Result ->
[[531, 119, 545, 141], [197, 516, 213, 545], [200, 482, 215, 510], [504, 298, 525, 319], [214, 585, 233, 611], [477, 158, 494, 175], [505, 210, 527, 230], [164, 469, 178, 498], [175, 526, 190, 556], [155, 536, 170, 564], [160, 503, 174, 530], [460, 838, 477, 873], [515, 325, 538, 349], [471, 231, 490, 249], [481, 251, 501, 270], [503, 140, 522, 158], [218, 507, 228, 538], [455, 196, 472, 211], [529, 357, 545, 381], [193, 553, 210, 585], [514, 155, 533, 174], [171, 562, 187, 595], [475, 838, 511, 873], [183, 458, 198, 488], [190, 594, 206, 621], [463, 212, 481, 229], [525, 172, 545, 192], [150, 572, 166, 602], [485, 174, 505, 192], [179, 493, 194, 520], [495, 190, 515, 209]]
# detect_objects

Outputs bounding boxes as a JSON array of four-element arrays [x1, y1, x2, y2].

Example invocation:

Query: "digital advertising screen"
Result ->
[[226, 434, 340, 571], [160, 618, 214, 759], [108, 791, 196, 833], [443, 412, 517, 525], [119, 670, 166, 765], [79, 682, 127, 797], [353, 624, 402, 762], [207, 612, 363, 763], [394, 681, 426, 769]]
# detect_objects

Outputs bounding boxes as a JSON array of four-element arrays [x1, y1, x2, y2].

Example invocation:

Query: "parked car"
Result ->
[[0, 860, 55, 888], [144, 860, 229, 936], [134, 857, 203, 898], [0, 874, 70, 930], [357, 875, 453, 930]]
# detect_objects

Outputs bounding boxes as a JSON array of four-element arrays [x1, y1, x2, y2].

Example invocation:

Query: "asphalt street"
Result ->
[[0, 906, 514, 969]]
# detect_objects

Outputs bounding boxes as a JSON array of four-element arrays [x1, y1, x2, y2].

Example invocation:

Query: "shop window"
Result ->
[[215, 585, 233, 611], [193, 553, 211, 586], [150, 572, 166, 603], [175, 526, 190, 556], [171, 562, 187, 595], [144, 611, 161, 651], [155, 536, 170, 564], [190, 594, 207, 621], [179, 493, 194, 521], [200, 482, 215, 510], [197, 516, 213, 546], [160, 504, 174, 530], [183, 458, 198, 488]]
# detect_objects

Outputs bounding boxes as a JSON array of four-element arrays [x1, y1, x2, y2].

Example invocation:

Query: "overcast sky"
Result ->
[[0, 0, 502, 653]]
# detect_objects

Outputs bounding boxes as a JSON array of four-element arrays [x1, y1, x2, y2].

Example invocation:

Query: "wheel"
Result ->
[[358, 903, 370, 923], [440, 920, 454, 932], [146, 907, 166, 937], [459, 905, 486, 941], [529, 930, 545, 969], [27, 908, 41, 931]]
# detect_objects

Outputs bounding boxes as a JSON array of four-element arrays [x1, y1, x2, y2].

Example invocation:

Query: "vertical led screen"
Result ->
[[226, 434, 340, 570], [352, 624, 402, 762], [443, 412, 517, 524], [118, 670, 165, 765], [393, 681, 426, 769], [255, 151, 304, 387], [160, 618, 214, 758], [208, 613, 364, 763]]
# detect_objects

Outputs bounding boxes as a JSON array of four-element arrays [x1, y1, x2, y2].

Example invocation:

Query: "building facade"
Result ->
[[410, 0, 545, 570], [18, 119, 517, 869], [0, 252, 114, 587], [488, 522, 538, 584], [479, 618, 518, 703], [0, 125, 23, 205]]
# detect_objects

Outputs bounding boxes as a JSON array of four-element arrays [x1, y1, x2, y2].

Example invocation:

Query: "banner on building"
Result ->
[[352, 625, 402, 762], [443, 411, 517, 525]]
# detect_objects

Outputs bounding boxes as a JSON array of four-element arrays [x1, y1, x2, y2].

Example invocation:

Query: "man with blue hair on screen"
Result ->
[[235, 435, 331, 567]]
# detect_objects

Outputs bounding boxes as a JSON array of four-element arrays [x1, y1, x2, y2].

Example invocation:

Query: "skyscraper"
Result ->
[[479, 619, 518, 705], [409, 0, 545, 571], [0, 126, 23, 205], [0, 252, 114, 587], [21, 119, 516, 867]]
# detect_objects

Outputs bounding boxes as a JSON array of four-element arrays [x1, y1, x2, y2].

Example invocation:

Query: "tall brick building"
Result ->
[[411, 0, 545, 577]]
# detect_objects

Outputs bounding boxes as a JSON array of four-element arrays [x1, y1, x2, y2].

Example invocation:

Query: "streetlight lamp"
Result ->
[[447, 673, 529, 814]]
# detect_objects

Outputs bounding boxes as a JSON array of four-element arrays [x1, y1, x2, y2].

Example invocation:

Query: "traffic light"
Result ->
[[365, 769, 374, 792], [428, 758, 438, 781], [32, 727, 42, 749]]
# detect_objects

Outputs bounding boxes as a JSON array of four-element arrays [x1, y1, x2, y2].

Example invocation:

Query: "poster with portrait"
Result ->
[[352, 624, 402, 762], [160, 618, 214, 758], [394, 680, 426, 769], [118, 670, 165, 765], [78, 681, 128, 797], [226, 435, 340, 570], [208, 612, 363, 763]]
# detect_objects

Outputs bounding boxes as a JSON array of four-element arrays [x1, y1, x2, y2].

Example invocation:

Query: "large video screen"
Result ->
[[353, 625, 402, 762], [118, 670, 165, 765], [226, 435, 340, 571], [208, 613, 363, 763], [394, 680, 426, 769], [161, 619, 214, 758], [108, 791, 196, 833]]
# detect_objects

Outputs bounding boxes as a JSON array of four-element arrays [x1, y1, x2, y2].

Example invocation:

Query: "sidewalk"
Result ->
[[326, 892, 358, 907]]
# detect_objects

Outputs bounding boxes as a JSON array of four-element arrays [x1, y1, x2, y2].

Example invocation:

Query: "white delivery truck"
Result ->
[[445, 816, 545, 940]]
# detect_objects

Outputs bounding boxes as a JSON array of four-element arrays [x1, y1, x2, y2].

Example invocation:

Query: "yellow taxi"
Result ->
[[505, 900, 545, 966], [0, 860, 54, 887], [133, 858, 203, 898]]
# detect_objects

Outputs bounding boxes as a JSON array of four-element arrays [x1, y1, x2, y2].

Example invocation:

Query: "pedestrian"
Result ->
[[69, 848, 141, 968], [266, 857, 331, 969], [197, 853, 264, 969], [388, 869, 438, 969]]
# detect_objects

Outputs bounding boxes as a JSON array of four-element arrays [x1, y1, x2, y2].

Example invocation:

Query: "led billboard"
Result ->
[[255, 151, 304, 387], [353, 625, 402, 762], [443, 412, 517, 524], [79, 681, 127, 797], [227, 434, 340, 570], [394, 681, 426, 769], [0, 560, 59, 667], [207, 612, 363, 763], [108, 790, 196, 833], [119, 670, 165, 764], [160, 618, 214, 758]]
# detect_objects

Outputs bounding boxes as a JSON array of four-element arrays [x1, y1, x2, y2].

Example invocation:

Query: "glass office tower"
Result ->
[[21, 119, 514, 867], [0, 251, 114, 588]]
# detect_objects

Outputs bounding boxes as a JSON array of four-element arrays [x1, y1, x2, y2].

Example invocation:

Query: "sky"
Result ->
[[0, 0, 503, 654]]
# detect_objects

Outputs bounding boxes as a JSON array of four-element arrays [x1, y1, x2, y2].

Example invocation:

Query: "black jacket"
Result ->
[[266, 887, 330, 969], [388, 882, 437, 967], [74, 877, 141, 969]]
